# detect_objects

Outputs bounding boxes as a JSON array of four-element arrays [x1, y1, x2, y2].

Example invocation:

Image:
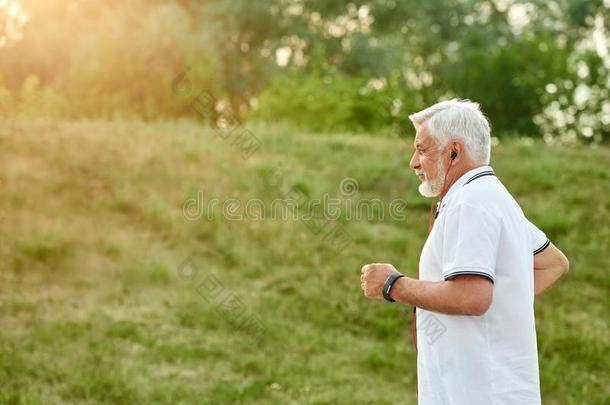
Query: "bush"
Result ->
[[253, 73, 401, 133]]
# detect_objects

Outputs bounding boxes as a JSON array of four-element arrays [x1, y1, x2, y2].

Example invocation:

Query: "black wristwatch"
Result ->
[[382, 272, 404, 302]]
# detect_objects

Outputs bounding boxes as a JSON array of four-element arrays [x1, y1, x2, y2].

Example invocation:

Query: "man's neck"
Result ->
[[443, 163, 484, 193]]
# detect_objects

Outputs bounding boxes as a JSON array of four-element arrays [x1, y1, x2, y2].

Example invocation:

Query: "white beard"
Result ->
[[418, 158, 447, 198]]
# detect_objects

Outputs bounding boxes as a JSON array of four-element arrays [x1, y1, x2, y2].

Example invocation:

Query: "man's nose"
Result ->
[[409, 153, 419, 170]]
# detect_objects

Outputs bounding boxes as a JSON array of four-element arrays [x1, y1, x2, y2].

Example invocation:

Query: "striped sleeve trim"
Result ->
[[533, 239, 551, 255], [444, 270, 495, 284]]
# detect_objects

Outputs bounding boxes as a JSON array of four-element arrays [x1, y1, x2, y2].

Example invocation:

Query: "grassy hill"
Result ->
[[0, 119, 608, 404]]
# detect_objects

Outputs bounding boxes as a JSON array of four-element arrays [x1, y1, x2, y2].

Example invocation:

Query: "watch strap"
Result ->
[[383, 272, 404, 302]]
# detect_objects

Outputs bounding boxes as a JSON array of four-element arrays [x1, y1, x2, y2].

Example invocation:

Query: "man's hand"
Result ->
[[360, 263, 495, 315], [360, 263, 398, 300]]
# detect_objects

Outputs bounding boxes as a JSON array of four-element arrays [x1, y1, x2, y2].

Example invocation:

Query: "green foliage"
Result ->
[[254, 73, 395, 132], [0, 0, 608, 140], [0, 0, 220, 120]]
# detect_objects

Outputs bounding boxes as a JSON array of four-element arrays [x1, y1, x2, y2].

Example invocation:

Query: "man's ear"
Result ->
[[450, 141, 464, 163]]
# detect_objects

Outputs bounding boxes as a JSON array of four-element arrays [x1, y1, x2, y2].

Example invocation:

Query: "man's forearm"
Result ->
[[389, 276, 492, 316], [533, 242, 570, 297], [534, 267, 567, 296]]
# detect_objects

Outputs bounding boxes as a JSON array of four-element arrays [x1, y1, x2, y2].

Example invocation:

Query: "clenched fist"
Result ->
[[360, 263, 399, 300]]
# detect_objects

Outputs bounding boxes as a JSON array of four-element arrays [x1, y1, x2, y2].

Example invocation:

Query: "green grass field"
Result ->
[[0, 119, 608, 404]]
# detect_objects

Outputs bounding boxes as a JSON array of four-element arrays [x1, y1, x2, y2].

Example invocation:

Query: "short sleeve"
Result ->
[[441, 203, 501, 283], [527, 219, 550, 255]]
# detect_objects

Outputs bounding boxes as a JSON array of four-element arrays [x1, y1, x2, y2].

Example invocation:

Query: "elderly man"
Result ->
[[360, 99, 569, 405]]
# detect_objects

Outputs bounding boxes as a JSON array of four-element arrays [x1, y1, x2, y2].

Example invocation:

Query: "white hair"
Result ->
[[408, 99, 491, 165]]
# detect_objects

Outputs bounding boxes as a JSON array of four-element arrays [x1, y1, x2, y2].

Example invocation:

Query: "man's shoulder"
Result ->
[[449, 177, 517, 215]]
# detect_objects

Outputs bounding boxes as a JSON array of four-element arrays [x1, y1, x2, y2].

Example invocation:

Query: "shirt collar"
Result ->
[[441, 165, 495, 202]]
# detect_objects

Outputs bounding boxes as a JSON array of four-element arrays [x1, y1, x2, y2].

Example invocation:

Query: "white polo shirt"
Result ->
[[416, 165, 550, 405]]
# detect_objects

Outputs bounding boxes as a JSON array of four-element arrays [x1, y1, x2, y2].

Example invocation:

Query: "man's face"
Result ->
[[409, 125, 445, 197]]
